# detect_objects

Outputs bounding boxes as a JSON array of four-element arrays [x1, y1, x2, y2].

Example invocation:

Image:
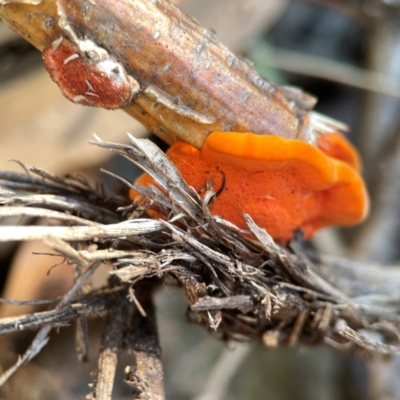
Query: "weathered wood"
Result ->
[[124, 288, 165, 400], [0, 0, 342, 148]]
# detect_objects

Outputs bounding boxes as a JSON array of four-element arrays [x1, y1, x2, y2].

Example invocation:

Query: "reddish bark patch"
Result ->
[[43, 38, 139, 110]]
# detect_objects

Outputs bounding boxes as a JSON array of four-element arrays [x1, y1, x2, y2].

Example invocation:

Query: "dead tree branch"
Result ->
[[0, 0, 346, 148]]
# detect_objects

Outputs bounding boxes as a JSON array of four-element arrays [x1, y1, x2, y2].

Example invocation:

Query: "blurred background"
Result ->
[[1, 0, 400, 399]]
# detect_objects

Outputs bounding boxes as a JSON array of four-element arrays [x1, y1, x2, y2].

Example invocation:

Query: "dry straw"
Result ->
[[0, 134, 399, 398]]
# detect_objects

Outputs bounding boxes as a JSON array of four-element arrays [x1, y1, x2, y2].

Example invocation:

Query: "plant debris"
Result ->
[[0, 135, 400, 398]]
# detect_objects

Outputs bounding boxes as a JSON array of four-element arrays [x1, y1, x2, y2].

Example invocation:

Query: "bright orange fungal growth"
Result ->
[[316, 132, 361, 171], [131, 131, 369, 242]]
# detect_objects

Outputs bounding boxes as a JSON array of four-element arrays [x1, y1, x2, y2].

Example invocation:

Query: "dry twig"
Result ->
[[0, 136, 399, 397]]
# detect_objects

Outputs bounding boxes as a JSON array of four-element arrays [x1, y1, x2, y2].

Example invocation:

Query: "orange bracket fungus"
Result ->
[[131, 131, 369, 243]]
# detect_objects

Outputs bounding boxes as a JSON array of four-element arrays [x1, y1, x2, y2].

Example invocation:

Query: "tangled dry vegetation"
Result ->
[[1, 135, 400, 398]]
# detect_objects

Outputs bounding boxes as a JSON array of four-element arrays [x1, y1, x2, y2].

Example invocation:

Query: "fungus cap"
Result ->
[[131, 131, 369, 242]]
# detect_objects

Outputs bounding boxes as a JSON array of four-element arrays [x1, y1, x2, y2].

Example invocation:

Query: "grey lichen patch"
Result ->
[[226, 55, 234, 68], [44, 17, 55, 28], [63, 52, 79, 65], [153, 30, 160, 40], [51, 35, 63, 51], [144, 85, 216, 124], [196, 43, 203, 54], [83, 2, 91, 14], [203, 27, 219, 45], [256, 77, 265, 88]]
